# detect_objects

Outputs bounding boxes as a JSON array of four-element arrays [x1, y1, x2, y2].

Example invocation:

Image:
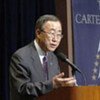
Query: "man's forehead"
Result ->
[[43, 21, 62, 29]]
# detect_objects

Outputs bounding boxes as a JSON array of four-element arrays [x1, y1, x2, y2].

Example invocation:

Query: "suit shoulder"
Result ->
[[12, 41, 35, 58]]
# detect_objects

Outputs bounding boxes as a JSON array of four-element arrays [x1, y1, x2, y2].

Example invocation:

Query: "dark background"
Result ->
[[0, 0, 56, 100]]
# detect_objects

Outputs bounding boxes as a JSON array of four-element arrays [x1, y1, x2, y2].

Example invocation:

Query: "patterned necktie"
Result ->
[[43, 55, 48, 80]]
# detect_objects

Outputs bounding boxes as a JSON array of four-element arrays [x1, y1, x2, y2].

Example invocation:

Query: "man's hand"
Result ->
[[52, 72, 76, 89]]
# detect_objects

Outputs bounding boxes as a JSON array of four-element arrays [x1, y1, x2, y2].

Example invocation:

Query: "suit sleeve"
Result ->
[[9, 53, 54, 97]]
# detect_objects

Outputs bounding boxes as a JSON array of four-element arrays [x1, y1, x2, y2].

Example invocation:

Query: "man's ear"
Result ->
[[35, 29, 41, 38], [35, 29, 45, 41]]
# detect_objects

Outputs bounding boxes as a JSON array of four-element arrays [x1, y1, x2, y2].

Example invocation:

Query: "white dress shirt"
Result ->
[[34, 40, 46, 65]]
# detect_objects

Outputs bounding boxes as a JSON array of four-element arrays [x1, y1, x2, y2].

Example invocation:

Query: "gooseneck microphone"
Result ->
[[54, 51, 87, 85], [54, 51, 81, 73]]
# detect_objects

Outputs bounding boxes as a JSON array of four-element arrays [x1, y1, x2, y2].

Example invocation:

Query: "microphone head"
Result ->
[[54, 51, 67, 62], [54, 50, 82, 73], [54, 51, 86, 85]]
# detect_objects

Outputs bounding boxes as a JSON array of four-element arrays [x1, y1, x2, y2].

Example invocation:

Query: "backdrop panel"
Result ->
[[72, 0, 100, 85]]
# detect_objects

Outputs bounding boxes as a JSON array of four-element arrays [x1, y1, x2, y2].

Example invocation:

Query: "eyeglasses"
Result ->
[[41, 30, 63, 39]]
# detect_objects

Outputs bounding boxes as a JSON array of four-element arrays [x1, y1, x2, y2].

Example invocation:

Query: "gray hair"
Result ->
[[35, 14, 61, 30]]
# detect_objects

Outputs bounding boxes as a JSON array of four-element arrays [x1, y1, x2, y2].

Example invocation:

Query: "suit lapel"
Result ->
[[29, 41, 59, 81], [30, 42, 46, 81], [47, 52, 60, 79], [47, 52, 55, 79]]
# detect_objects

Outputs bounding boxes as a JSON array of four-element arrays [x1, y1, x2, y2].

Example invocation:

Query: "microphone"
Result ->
[[54, 51, 87, 85], [54, 51, 81, 73]]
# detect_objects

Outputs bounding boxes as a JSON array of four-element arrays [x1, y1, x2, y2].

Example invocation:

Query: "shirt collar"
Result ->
[[34, 39, 46, 57]]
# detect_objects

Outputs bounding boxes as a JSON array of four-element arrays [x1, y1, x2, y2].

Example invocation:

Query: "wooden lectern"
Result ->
[[37, 86, 100, 100]]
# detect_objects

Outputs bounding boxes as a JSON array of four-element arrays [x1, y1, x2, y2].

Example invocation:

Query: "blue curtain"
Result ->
[[0, 0, 55, 100]]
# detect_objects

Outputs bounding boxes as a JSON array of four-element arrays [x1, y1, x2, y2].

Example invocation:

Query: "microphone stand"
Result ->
[[64, 61, 87, 86]]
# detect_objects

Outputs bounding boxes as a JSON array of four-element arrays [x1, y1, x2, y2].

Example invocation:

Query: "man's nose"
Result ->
[[52, 35, 58, 41]]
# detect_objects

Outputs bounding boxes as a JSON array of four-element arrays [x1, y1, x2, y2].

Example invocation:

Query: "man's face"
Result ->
[[36, 21, 63, 52]]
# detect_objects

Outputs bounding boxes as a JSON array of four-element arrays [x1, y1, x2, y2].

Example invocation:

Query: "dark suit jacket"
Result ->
[[9, 41, 60, 100]]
